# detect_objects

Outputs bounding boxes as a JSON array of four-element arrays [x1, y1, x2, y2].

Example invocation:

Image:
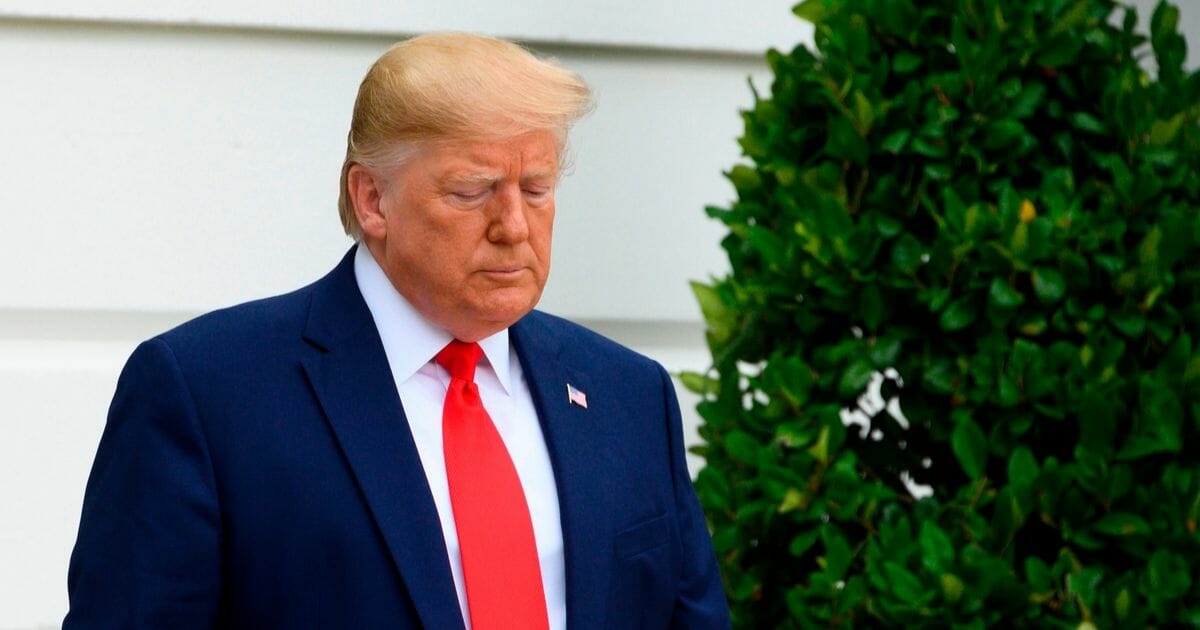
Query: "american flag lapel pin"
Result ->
[[566, 383, 588, 409]]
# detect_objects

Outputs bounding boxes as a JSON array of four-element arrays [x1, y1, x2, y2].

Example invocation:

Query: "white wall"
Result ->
[[0, 2, 806, 627], [0, 0, 805, 55]]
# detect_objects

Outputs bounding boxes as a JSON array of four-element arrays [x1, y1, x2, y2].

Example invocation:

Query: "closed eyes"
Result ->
[[448, 188, 552, 205]]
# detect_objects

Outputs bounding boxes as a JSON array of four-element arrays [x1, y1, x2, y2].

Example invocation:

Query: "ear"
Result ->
[[347, 164, 388, 240]]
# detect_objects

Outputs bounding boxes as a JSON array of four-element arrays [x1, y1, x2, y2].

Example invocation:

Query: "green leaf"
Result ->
[[1139, 147, 1178, 169], [784, 587, 806, 620], [990, 488, 1024, 542], [1069, 112, 1106, 134], [923, 360, 957, 394], [1150, 2, 1181, 50], [880, 129, 911, 154], [853, 90, 875, 132], [883, 562, 923, 603], [1010, 222, 1030, 257], [883, 556, 926, 602], [1116, 432, 1180, 461], [924, 163, 954, 181], [1051, 0, 1090, 34], [691, 281, 735, 345], [940, 573, 965, 602], [983, 119, 1026, 149], [1031, 268, 1066, 303], [952, 416, 988, 479], [989, 277, 1025, 309], [1146, 547, 1192, 599], [919, 521, 954, 572], [876, 215, 903, 237], [789, 529, 820, 557], [1007, 446, 1038, 488], [774, 423, 817, 450], [727, 164, 761, 194], [891, 233, 923, 274], [1139, 226, 1163, 265], [1010, 83, 1047, 119], [820, 527, 854, 580], [1093, 512, 1151, 536], [694, 467, 731, 512], [709, 525, 739, 554], [807, 425, 831, 464], [927, 287, 951, 312], [869, 336, 902, 367], [1039, 34, 1083, 66], [892, 52, 922, 74], [792, 0, 826, 24], [779, 487, 806, 513], [1067, 567, 1104, 609], [771, 355, 815, 407], [839, 358, 875, 398], [911, 137, 948, 159], [1017, 314, 1048, 337], [1110, 310, 1145, 338], [1150, 112, 1186, 145], [724, 430, 761, 465], [748, 224, 786, 266], [1117, 381, 1184, 460], [939, 297, 978, 332], [1115, 587, 1132, 620], [997, 373, 1020, 406], [825, 115, 869, 164], [678, 371, 718, 397], [1025, 557, 1052, 591]]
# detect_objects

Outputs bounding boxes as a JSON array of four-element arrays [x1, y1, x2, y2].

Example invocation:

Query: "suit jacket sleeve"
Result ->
[[65, 338, 223, 629], [657, 363, 732, 629]]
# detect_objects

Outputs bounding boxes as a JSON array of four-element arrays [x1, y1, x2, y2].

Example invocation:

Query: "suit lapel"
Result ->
[[512, 315, 616, 629], [300, 249, 464, 630]]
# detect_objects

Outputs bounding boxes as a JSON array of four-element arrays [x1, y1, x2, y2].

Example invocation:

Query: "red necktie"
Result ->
[[436, 340, 549, 630]]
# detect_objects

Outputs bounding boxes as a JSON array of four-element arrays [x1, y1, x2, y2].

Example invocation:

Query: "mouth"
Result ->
[[480, 266, 526, 280]]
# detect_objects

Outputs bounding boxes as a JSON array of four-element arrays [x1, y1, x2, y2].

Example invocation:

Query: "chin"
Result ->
[[478, 294, 540, 327]]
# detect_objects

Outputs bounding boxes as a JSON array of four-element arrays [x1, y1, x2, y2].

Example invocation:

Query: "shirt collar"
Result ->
[[353, 242, 513, 394]]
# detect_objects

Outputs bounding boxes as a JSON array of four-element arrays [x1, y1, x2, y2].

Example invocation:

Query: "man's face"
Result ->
[[368, 130, 559, 341]]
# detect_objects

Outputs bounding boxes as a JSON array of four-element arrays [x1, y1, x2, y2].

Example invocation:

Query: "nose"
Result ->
[[486, 184, 530, 244]]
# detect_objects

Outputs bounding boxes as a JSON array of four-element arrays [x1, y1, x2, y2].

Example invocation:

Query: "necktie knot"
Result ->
[[435, 340, 483, 382]]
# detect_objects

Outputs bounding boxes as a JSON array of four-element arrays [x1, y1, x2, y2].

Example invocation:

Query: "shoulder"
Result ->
[[137, 277, 329, 385], [158, 284, 313, 354], [518, 310, 667, 379], [110, 279, 331, 415], [151, 247, 360, 363]]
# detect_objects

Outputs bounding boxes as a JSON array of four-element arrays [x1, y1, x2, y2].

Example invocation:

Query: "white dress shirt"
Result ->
[[354, 243, 566, 630]]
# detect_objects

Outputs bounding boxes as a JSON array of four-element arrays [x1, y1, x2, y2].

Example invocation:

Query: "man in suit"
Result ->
[[65, 32, 729, 629]]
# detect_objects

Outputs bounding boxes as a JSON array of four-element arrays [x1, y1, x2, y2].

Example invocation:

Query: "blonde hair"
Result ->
[[337, 32, 593, 238]]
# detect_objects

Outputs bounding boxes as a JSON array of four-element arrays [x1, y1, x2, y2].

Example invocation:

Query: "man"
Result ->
[[65, 32, 729, 629]]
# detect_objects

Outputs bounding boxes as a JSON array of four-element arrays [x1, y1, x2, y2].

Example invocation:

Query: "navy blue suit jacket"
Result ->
[[65, 249, 730, 628]]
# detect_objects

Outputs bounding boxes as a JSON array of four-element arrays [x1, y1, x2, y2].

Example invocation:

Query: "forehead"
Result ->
[[420, 131, 561, 179]]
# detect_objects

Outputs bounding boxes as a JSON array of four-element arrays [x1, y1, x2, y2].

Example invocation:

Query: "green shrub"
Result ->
[[686, 0, 1200, 626]]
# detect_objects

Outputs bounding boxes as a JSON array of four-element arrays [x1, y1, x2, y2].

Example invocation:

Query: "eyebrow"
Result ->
[[443, 172, 500, 187], [441, 169, 559, 187], [521, 169, 559, 184]]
